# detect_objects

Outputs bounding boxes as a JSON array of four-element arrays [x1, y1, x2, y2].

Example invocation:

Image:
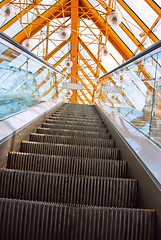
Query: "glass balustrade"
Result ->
[[0, 31, 65, 120], [96, 41, 161, 146]]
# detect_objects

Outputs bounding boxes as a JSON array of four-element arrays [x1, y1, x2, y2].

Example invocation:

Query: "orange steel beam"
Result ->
[[44, 38, 71, 61], [77, 65, 94, 87], [96, 0, 145, 51], [80, 90, 92, 104], [0, 0, 42, 32], [31, 18, 70, 51], [81, 0, 133, 60], [13, 0, 69, 43], [51, 88, 63, 99], [144, 0, 161, 16], [70, 0, 79, 103], [53, 51, 70, 68], [77, 75, 93, 97], [78, 52, 96, 77], [119, 23, 145, 52], [78, 37, 107, 74], [116, 0, 159, 43], [133, 16, 160, 55], [77, 93, 85, 104], [0, 0, 11, 9]]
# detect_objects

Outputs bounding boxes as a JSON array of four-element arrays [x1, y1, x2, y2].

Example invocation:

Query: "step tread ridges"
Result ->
[[0, 198, 155, 240], [7, 152, 127, 178], [0, 168, 137, 208]]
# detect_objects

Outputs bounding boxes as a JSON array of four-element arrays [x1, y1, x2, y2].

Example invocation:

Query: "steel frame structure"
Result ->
[[0, 0, 160, 104]]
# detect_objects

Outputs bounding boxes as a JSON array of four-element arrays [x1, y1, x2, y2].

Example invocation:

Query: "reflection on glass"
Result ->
[[97, 45, 161, 146], [0, 38, 64, 120]]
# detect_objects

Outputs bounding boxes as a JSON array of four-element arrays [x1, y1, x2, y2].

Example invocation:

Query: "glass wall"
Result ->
[[96, 42, 161, 146], [0, 33, 65, 120]]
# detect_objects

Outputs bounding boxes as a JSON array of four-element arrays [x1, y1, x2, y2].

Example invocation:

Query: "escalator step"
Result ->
[[42, 123, 107, 132], [0, 169, 137, 208], [50, 116, 101, 123], [29, 133, 114, 147], [46, 118, 104, 127], [20, 141, 120, 160], [52, 113, 100, 119], [7, 152, 127, 178], [37, 127, 110, 139], [0, 198, 155, 240]]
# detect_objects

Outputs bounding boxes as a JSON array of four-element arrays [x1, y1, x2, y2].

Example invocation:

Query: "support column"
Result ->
[[71, 0, 79, 103]]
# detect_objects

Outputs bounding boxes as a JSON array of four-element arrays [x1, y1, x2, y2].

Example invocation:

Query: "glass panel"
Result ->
[[124, 0, 158, 28], [97, 44, 161, 146], [153, 19, 161, 40], [0, 35, 64, 120]]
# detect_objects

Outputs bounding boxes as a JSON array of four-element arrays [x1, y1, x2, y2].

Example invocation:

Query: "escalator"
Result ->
[[0, 103, 155, 240]]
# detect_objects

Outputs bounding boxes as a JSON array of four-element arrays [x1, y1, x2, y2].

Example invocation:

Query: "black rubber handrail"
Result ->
[[99, 40, 161, 79], [0, 30, 65, 76]]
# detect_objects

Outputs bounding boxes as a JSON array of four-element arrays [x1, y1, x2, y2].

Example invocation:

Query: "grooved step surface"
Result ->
[[50, 116, 101, 123], [37, 127, 110, 139], [1, 103, 156, 239], [47, 118, 104, 127], [0, 198, 155, 240], [20, 141, 120, 160], [29, 133, 114, 147], [7, 152, 127, 178], [0, 169, 137, 207], [53, 114, 100, 119], [42, 123, 107, 132]]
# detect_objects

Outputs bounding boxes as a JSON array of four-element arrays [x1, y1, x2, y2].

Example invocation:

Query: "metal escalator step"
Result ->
[[49, 115, 103, 123], [53, 113, 99, 118], [0, 198, 155, 240], [42, 123, 107, 133], [51, 114, 100, 120], [37, 127, 110, 139], [50, 116, 102, 123], [0, 169, 137, 208], [20, 141, 120, 160], [7, 152, 127, 178], [46, 118, 104, 127], [29, 133, 113, 147]]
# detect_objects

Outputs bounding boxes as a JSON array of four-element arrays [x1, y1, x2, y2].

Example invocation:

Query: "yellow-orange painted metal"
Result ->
[[31, 18, 70, 52], [77, 75, 93, 98], [78, 37, 107, 74], [0, 0, 42, 32], [53, 51, 71, 68], [81, 0, 133, 60], [119, 23, 145, 51], [96, 0, 145, 52], [78, 52, 96, 77], [77, 65, 94, 87], [80, 90, 92, 105], [51, 88, 63, 99], [0, 0, 11, 9], [77, 93, 86, 104], [117, 0, 159, 43], [44, 38, 71, 61], [70, 0, 79, 103], [144, 0, 161, 16], [13, 0, 68, 43]]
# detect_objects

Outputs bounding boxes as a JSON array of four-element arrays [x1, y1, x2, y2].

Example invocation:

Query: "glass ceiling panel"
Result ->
[[115, 2, 153, 47], [124, 0, 158, 28], [111, 27, 136, 52], [153, 19, 161, 39]]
